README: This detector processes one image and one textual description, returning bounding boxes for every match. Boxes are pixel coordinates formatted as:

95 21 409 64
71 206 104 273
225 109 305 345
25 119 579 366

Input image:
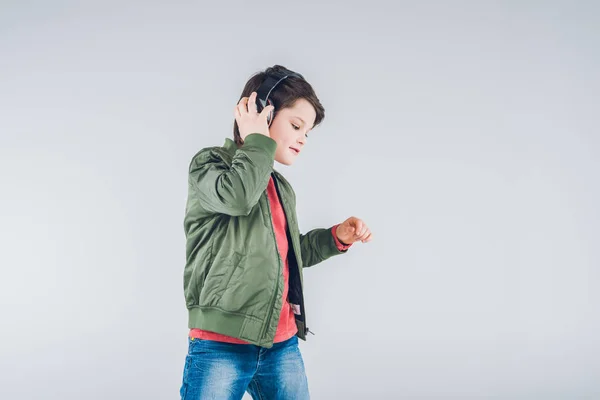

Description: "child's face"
269 98 316 166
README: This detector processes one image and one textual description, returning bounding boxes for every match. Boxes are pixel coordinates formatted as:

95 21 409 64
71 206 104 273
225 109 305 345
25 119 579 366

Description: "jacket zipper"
272 173 312 339
260 185 283 342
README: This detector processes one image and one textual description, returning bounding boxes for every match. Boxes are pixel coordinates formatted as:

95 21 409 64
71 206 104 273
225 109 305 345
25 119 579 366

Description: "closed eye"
292 123 308 138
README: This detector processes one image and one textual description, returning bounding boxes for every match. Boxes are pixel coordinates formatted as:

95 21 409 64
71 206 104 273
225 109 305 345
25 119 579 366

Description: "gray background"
1 0 599 399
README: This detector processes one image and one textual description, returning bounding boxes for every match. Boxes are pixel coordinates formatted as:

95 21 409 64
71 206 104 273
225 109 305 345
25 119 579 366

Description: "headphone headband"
256 70 302 106
255 68 303 124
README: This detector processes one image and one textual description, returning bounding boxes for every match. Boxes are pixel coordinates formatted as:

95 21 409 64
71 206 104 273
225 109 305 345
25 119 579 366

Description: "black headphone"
255 67 303 126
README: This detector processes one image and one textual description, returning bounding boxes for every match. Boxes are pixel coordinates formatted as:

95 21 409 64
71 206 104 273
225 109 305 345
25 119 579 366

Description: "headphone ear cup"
266 99 275 126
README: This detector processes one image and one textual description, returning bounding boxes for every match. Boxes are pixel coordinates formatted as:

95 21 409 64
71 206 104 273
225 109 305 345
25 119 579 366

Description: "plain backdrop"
1 1 599 399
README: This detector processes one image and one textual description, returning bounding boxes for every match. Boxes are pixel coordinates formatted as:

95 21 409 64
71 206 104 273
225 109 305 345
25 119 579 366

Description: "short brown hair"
233 65 325 146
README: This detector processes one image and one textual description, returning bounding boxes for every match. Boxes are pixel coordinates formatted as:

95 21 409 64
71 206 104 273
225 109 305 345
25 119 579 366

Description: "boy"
180 65 372 399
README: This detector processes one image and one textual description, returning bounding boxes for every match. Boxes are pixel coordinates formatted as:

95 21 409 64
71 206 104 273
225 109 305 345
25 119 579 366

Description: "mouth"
290 147 300 155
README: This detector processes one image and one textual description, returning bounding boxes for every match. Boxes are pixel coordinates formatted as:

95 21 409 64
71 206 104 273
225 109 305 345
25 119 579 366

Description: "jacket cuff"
331 224 352 251
242 133 277 158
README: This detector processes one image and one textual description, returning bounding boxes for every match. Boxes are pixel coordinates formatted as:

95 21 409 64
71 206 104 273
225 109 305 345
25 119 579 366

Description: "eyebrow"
292 116 306 125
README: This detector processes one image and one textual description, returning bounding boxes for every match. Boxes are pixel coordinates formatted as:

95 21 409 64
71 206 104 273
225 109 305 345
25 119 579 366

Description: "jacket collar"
223 137 238 156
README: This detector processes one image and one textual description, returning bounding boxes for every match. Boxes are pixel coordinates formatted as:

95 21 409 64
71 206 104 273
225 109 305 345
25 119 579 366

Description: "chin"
275 156 295 166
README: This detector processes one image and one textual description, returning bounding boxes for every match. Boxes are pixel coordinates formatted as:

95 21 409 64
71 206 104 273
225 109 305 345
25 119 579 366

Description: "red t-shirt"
189 176 351 343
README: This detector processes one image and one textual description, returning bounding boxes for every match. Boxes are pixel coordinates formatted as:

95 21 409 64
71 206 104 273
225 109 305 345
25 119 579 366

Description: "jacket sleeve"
299 224 351 268
188 134 277 216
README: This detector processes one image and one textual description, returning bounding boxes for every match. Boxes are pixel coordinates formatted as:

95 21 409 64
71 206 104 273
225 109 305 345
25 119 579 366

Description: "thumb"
259 105 275 119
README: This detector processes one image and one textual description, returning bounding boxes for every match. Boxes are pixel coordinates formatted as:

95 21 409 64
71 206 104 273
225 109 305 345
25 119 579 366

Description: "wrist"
338 237 350 246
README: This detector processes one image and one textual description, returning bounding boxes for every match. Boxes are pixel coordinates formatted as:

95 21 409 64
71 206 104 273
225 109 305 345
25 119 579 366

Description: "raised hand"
234 91 275 142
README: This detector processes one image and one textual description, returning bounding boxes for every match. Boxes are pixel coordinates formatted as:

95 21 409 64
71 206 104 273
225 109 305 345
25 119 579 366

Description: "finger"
358 225 368 237
237 97 249 114
362 232 373 243
353 220 364 236
259 105 274 120
234 105 241 118
248 92 258 113
358 228 370 241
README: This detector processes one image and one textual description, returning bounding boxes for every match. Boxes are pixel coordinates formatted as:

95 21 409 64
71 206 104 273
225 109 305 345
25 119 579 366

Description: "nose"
297 133 306 145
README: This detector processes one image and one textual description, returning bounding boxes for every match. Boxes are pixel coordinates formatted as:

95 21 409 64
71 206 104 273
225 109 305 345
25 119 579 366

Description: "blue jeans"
179 335 310 400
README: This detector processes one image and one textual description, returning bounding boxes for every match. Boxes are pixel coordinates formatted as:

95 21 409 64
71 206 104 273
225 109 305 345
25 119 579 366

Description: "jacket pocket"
215 251 245 307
